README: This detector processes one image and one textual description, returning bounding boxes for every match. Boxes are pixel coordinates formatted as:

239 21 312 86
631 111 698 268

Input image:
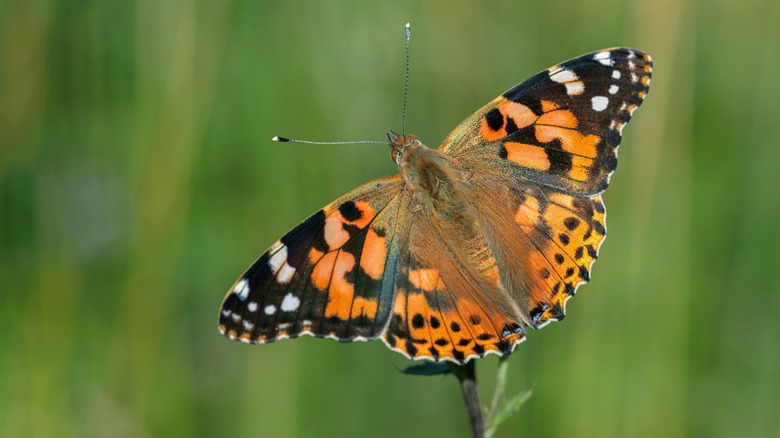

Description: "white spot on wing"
264 304 277 315
549 68 579 82
267 244 297 285
565 82 584 95
609 84 619 94
247 302 258 312
268 245 288 273
243 320 254 331
594 51 614 66
548 68 585 95
612 70 621 79
233 278 250 301
276 264 296 284
280 293 300 312
591 96 609 111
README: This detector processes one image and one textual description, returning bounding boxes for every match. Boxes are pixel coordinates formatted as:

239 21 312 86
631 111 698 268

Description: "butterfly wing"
381 204 527 363
219 175 407 343
468 176 608 328
438 48 651 327
441 47 652 196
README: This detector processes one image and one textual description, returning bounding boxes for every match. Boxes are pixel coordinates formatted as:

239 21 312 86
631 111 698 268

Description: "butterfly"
219 47 652 364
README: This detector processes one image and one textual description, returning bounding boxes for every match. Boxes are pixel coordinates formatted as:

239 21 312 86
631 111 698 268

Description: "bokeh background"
2 0 779 437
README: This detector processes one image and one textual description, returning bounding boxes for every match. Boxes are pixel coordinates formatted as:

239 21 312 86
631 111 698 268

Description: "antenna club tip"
272 136 289 142
405 22 410 28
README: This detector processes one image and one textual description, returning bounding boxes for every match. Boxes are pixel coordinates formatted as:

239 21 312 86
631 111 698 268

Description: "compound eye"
390 148 402 165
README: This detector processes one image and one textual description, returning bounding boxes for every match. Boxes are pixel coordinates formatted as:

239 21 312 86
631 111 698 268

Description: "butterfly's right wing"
219 175 407 344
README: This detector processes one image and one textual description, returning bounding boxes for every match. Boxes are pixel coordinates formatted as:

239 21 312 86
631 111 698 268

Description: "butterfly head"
387 130 425 166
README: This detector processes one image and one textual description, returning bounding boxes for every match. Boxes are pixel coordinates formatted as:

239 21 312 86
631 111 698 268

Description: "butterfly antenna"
274 24 412 147
402 22 411 136
272 136 388 145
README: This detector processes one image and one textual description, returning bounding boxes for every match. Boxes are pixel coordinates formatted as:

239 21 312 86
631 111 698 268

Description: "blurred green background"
2 0 779 437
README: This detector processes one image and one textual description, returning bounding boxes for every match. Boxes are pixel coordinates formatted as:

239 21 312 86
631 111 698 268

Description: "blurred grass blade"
485 386 534 438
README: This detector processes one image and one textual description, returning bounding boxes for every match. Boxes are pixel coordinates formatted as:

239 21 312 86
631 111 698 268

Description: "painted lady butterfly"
219 46 652 364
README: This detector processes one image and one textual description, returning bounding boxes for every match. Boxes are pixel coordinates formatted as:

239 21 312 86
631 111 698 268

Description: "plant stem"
452 361 484 438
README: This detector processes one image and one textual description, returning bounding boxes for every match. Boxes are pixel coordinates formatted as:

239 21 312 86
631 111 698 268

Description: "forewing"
440 47 652 196
219 176 406 343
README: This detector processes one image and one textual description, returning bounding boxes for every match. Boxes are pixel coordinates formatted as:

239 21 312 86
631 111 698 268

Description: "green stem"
484 356 511 437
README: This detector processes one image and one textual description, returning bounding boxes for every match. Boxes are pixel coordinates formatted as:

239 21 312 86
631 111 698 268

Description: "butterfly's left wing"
219 176 406 344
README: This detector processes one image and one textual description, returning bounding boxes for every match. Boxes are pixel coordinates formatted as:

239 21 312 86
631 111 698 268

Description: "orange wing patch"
350 296 378 320
311 251 336 291
534 124 599 158
323 251 357 320
536 105 578 129
498 99 538 128
360 228 387 280
504 142 550 172
480 99 537 142
540 99 560 113
323 200 377 250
